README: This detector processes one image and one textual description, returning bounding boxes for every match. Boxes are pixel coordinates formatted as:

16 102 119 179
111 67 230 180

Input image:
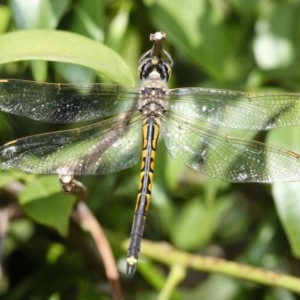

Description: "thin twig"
137 240 300 294
72 202 123 300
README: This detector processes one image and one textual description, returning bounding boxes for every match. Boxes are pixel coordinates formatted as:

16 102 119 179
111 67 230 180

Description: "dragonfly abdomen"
126 116 161 277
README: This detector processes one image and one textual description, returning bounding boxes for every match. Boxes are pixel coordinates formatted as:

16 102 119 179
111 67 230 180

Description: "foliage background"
1 0 300 299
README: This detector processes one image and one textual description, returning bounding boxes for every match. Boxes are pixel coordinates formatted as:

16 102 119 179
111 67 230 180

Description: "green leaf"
10 0 70 29
72 0 105 41
272 181 300 257
0 29 135 86
267 126 300 257
54 62 96 83
253 2 296 70
0 4 11 34
30 60 48 82
20 176 76 236
181 275 240 300
171 196 232 249
0 170 27 188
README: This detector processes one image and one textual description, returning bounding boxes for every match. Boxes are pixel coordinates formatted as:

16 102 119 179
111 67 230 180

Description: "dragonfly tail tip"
126 256 138 278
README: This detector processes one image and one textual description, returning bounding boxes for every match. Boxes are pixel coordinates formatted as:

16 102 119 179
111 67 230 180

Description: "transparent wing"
0 113 142 175
163 112 300 183
0 79 139 123
168 87 300 130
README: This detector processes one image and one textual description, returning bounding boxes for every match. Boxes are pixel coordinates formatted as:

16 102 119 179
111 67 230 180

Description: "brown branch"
72 202 123 300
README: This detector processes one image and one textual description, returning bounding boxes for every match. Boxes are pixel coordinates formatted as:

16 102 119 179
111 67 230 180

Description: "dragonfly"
1 32 300 277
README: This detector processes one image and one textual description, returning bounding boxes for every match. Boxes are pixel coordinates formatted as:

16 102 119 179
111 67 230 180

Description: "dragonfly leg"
59 174 87 202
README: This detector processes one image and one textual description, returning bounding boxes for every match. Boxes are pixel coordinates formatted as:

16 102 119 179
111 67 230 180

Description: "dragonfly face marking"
2 32 300 277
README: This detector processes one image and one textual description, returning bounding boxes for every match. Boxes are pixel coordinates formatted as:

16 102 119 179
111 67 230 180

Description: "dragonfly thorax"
139 71 168 118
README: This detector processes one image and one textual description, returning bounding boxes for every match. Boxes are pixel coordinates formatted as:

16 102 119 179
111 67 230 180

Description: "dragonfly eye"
138 58 171 82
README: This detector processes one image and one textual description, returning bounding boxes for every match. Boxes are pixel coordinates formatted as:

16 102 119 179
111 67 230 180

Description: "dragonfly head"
138 32 173 83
